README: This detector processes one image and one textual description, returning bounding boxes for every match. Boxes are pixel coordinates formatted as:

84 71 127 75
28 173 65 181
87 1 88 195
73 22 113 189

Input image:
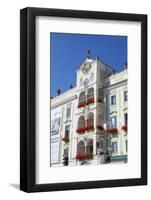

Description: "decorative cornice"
51 95 77 109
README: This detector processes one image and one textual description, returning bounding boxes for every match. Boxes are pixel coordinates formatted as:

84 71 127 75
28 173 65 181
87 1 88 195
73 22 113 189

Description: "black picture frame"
20 7 147 192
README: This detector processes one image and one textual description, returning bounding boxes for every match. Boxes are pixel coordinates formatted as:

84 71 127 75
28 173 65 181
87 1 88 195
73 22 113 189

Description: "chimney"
57 89 61 96
70 84 73 89
124 61 127 70
86 50 90 59
112 70 116 75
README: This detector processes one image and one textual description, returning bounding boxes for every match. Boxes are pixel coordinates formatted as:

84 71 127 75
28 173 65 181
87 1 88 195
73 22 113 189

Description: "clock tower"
75 54 114 160
77 58 96 89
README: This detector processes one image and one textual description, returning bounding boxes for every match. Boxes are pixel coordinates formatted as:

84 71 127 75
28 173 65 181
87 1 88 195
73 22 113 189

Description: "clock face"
80 78 83 86
84 78 89 87
82 62 91 74
82 67 87 74
90 73 94 81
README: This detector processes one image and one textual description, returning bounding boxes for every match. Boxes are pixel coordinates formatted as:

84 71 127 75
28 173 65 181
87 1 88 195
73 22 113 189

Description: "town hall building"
50 52 128 167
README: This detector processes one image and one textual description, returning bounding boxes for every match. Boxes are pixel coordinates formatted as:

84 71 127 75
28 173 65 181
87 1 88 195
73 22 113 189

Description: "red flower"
97 125 104 130
106 128 118 134
78 101 86 108
86 98 94 105
121 125 127 132
76 127 86 134
85 125 94 131
76 153 93 160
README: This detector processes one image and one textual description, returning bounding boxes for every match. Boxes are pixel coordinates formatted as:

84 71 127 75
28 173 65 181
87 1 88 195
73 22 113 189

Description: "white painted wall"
0 0 150 199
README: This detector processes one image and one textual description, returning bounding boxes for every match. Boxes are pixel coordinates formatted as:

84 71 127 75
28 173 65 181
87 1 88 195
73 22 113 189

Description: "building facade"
50 56 128 167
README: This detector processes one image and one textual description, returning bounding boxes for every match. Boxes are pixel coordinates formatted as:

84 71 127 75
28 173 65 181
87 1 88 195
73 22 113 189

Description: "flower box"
77 101 86 108
85 125 94 131
76 153 93 160
86 98 94 105
106 128 118 134
76 127 86 133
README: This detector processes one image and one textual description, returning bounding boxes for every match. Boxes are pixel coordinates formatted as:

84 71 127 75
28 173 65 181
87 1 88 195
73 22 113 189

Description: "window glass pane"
126 140 128 152
66 106 71 118
111 116 117 128
78 116 85 128
87 112 94 126
124 91 128 101
65 125 70 137
111 95 116 105
112 142 117 152
87 87 94 99
124 113 128 125
79 91 86 103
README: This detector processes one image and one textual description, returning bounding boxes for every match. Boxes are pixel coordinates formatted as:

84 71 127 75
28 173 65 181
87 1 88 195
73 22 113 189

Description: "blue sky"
50 33 127 97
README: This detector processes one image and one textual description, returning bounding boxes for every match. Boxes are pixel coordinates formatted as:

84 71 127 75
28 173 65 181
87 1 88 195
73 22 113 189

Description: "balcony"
76 125 94 134
77 98 94 108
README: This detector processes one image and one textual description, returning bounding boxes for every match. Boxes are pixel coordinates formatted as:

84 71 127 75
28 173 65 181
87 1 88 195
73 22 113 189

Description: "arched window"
87 112 94 127
87 87 94 100
86 138 93 159
78 91 86 107
76 140 85 160
78 116 85 129
87 87 94 105
77 140 85 155
77 116 85 133
76 139 93 160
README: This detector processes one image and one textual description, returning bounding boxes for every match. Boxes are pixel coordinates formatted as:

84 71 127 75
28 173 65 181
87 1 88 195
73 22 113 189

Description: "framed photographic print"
20 7 147 192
